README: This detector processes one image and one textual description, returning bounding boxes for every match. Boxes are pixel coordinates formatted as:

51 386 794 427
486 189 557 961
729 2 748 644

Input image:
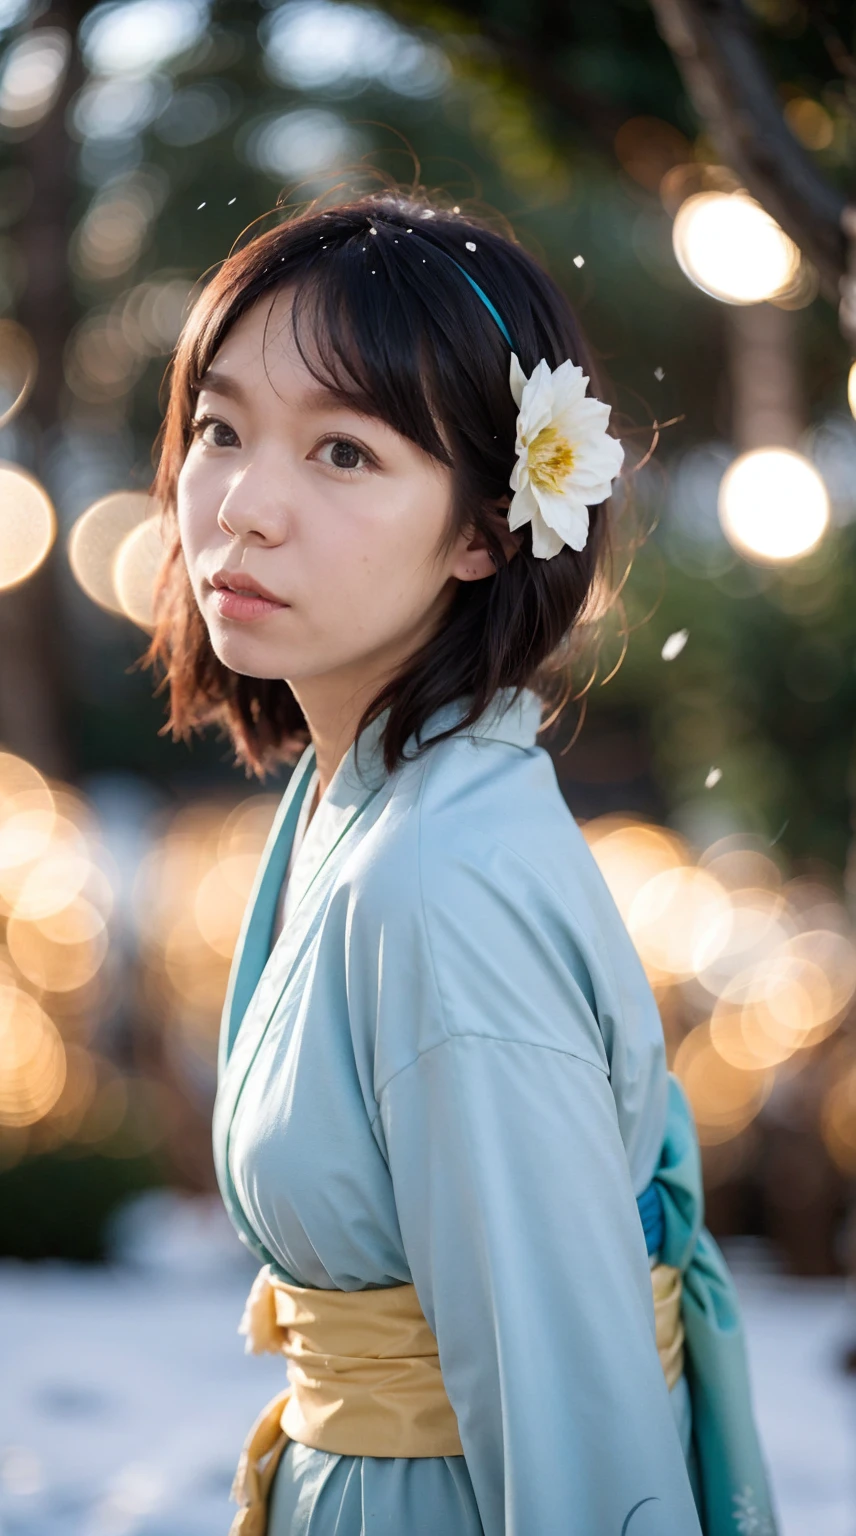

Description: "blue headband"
366 219 516 350
440 254 515 350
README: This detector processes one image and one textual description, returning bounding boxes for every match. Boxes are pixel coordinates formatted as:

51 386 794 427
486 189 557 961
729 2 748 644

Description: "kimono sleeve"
371 841 703 1536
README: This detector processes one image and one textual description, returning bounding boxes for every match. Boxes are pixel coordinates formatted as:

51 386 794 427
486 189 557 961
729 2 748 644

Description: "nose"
217 468 289 545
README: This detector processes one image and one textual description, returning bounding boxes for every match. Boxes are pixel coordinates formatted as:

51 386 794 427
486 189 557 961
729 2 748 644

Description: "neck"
286 668 391 801
285 596 456 799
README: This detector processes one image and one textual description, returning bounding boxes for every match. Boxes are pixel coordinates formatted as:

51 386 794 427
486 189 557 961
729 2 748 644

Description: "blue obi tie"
636 1178 665 1257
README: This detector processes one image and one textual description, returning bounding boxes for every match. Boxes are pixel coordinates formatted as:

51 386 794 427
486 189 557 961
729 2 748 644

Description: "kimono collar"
321 684 546 811
217 686 545 1075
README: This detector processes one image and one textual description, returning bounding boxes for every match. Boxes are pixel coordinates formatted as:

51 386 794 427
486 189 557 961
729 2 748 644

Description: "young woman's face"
177 286 479 693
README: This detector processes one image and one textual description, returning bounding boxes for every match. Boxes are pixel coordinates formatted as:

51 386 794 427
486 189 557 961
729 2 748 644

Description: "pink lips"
213 588 287 621
210 569 288 622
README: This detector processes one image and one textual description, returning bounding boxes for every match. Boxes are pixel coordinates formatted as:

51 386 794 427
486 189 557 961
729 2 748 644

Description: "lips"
208 567 289 623
211 569 285 605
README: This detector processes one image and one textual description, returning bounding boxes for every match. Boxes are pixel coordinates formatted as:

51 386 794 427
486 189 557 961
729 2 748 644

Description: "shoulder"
344 731 660 1086
352 729 643 990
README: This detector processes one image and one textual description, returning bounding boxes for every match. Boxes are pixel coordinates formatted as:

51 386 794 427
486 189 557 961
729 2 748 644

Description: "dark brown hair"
141 185 622 779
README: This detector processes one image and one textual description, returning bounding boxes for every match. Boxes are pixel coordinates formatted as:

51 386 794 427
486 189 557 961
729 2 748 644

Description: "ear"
450 497 524 583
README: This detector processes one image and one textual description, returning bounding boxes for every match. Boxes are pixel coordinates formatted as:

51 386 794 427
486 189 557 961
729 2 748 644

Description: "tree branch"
648 0 848 310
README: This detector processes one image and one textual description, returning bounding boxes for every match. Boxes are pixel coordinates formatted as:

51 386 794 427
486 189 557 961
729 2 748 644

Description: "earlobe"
455 500 523 582
456 545 501 583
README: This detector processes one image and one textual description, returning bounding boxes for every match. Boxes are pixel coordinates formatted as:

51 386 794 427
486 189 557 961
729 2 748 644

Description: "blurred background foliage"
0 0 855 1273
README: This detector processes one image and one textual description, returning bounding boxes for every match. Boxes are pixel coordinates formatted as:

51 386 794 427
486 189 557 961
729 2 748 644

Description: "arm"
368 836 702 1535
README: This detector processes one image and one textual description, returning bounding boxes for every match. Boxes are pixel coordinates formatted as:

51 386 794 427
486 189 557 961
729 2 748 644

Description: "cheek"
176 461 216 559
326 485 447 601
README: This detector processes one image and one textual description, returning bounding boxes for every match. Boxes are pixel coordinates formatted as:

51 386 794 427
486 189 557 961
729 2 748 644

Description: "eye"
189 414 238 449
314 435 375 475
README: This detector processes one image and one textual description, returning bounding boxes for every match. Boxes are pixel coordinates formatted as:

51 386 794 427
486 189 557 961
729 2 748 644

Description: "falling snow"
661 629 689 661
705 766 723 789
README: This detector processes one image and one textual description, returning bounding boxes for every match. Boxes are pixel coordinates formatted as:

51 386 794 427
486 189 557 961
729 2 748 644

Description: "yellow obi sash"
228 1261 685 1536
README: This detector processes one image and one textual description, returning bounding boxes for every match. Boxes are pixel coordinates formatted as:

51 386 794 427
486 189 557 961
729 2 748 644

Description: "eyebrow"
195 368 363 415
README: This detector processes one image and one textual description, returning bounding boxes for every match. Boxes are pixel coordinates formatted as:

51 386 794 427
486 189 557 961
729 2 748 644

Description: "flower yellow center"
526 423 576 493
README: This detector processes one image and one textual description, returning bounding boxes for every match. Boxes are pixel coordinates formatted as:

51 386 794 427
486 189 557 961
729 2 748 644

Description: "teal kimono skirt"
213 686 778 1535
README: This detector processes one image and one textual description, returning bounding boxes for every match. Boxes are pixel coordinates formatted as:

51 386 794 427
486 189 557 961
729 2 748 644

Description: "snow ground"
0 1193 853 1536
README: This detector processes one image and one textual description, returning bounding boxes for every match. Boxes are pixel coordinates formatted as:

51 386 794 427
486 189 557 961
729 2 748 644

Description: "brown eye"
315 435 375 475
329 439 362 470
190 415 237 448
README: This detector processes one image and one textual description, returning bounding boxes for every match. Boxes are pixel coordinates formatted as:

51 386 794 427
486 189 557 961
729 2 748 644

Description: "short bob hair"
142 185 622 779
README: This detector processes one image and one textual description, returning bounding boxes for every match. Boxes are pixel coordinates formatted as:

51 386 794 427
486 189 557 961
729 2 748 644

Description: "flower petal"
548 358 589 416
518 359 554 440
509 451 530 493
509 353 528 409
531 485 591 551
530 504 567 559
506 479 540 533
560 442 624 498
552 396 611 441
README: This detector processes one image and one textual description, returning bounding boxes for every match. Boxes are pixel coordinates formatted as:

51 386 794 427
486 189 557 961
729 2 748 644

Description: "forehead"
197 290 322 403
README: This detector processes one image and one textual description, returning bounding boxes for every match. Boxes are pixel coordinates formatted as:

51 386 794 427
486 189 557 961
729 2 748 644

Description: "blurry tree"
0 0 855 1266
0 0 854 870
647 0 852 337
0 0 93 775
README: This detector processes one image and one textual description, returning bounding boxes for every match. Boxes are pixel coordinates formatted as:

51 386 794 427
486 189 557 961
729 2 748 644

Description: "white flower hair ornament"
506 353 625 560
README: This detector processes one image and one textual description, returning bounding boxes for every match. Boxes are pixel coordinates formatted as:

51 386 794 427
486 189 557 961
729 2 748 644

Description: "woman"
144 189 777 1535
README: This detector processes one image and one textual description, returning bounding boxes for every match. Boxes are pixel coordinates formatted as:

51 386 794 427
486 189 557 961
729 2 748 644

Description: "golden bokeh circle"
0 461 56 591
0 987 66 1127
68 491 156 615
673 1022 772 1144
113 515 166 630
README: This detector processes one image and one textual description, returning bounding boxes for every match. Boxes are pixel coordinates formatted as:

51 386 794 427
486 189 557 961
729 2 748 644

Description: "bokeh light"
718 449 830 563
134 794 278 1073
0 462 56 590
783 97 834 151
613 116 690 193
69 171 168 285
0 752 129 1165
672 191 802 305
79 0 210 77
113 514 167 629
582 815 689 927
69 491 155 615
0 987 66 1127
584 812 856 1147
0 318 37 429
6 898 109 994
260 0 449 98
0 27 70 131
673 1022 773 1144
628 866 731 982
821 1063 856 1175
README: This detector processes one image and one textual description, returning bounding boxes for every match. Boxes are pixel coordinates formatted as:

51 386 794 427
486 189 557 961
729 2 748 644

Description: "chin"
208 627 295 681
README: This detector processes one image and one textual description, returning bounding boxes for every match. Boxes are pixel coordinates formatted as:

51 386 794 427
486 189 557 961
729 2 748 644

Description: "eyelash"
188 415 376 476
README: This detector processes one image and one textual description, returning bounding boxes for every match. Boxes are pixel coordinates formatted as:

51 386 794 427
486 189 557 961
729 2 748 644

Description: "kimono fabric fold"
213 685 779 1536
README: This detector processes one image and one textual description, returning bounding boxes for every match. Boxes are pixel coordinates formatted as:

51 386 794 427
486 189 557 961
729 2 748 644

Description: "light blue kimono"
213 686 778 1536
